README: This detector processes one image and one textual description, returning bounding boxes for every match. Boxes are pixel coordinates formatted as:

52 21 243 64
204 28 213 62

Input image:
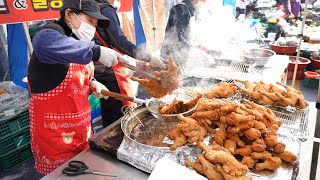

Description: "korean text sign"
0 0 63 24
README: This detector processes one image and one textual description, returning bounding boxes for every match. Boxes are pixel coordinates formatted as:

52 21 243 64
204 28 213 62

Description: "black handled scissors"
62 160 117 177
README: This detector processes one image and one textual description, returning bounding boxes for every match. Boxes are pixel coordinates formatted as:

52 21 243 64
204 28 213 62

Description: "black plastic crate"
0 109 29 137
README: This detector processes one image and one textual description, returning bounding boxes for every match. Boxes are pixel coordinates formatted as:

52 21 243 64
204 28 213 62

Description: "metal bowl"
243 48 275 67
146 92 198 122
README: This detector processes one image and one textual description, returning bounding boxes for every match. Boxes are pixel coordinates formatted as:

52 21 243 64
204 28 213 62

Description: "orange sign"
0 0 62 24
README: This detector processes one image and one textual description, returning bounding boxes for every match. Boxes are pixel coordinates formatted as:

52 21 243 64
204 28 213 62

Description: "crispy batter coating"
198 142 249 177
276 151 297 164
130 59 179 98
197 154 224 180
255 156 282 171
242 156 258 169
252 139 267 152
273 142 286 154
251 151 272 160
204 82 238 98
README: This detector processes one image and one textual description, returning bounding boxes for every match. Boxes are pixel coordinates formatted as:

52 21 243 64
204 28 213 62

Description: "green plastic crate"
0 143 32 171
0 109 29 137
0 128 30 155
303 77 319 89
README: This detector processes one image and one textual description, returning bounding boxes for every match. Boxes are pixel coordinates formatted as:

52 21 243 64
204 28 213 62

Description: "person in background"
94 0 164 127
290 0 301 20
161 0 206 68
27 0 122 174
276 0 296 23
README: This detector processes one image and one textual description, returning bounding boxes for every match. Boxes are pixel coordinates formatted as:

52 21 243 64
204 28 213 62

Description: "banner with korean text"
0 0 62 24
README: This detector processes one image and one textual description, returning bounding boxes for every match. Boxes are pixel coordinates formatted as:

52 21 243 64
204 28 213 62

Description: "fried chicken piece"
176 114 207 144
211 143 232 154
273 142 286 154
168 128 187 151
214 122 227 145
204 82 238 98
195 98 225 112
130 59 179 98
197 154 224 180
239 87 274 105
276 151 297 164
235 145 252 156
224 112 255 126
191 110 222 121
258 90 281 101
158 94 202 114
264 133 278 147
227 134 246 148
198 142 249 176
277 82 308 109
227 121 254 134
242 156 258 169
255 156 282 171
253 121 268 134
224 139 237 154
215 165 251 180
252 139 267 152
244 128 261 141
197 118 216 134
251 151 272 160
184 158 205 175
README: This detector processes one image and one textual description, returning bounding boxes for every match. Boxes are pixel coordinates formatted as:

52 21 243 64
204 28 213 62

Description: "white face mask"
71 13 96 41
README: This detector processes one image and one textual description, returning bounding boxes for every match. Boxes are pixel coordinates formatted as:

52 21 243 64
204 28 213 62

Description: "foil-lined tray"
116 107 301 179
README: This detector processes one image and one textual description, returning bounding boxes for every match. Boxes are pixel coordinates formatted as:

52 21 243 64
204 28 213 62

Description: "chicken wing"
204 82 238 98
197 154 224 180
251 151 272 160
130 59 179 98
244 128 261 141
215 165 251 180
276 151 297 164
273 142 286 154
255 156 282 171
235 145 253 156
224 139 237 154
197 142 249 176
252 139 267 152
242 156 257 169
184 158 205 175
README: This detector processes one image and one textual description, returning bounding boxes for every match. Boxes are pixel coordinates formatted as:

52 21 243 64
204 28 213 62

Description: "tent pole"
291 0 308 87
151 0 157 51
22 22 33 63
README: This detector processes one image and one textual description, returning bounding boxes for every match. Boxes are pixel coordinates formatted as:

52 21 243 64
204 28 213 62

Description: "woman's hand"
90 80 109 99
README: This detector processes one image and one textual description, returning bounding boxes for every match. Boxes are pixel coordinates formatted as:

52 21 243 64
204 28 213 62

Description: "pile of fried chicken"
184 82 238 99
238 80 308 109
130 59 180 98
163 96 297 180
158 95 202 115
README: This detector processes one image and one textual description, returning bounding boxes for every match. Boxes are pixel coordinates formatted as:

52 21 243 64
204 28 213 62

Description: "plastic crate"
0 82 29 119
0 109 29 137
0 143 32 171
303 77 319 89
0 128 30 155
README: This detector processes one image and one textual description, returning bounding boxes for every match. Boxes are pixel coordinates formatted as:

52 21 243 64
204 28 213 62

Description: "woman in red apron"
27 0 120 174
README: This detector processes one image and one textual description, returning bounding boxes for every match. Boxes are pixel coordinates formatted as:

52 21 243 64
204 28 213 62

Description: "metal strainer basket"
145 92 198 122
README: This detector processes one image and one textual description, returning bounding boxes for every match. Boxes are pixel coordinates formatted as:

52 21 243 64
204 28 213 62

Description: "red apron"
95 32 133 106
29 62 94 174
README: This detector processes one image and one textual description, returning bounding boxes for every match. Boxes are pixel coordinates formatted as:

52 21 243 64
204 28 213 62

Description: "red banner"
118 0 132 12
0 0 62 24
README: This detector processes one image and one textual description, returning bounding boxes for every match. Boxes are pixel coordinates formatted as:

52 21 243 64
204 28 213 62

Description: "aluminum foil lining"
117 107 301 179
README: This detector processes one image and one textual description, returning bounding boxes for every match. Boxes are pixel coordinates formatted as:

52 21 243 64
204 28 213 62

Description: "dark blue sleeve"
101 7 136 54
32 29 100 64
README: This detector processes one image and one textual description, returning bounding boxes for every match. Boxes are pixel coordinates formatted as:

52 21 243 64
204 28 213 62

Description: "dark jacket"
161 0 195 63
28 20 100 93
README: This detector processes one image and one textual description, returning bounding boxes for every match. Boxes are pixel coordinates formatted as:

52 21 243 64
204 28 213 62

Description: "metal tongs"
117 55 158 79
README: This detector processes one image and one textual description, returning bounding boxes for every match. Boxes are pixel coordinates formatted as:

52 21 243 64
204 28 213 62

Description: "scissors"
62 160 117 177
